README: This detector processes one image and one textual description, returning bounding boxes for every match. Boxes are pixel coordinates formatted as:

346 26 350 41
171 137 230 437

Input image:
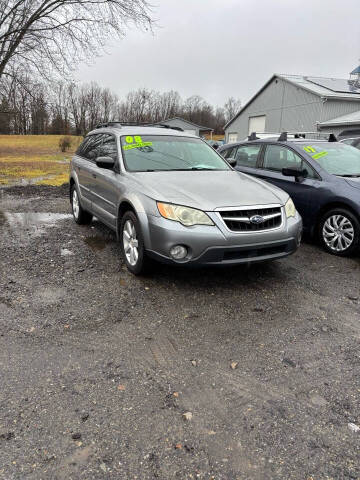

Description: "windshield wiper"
190 167 216 170
338 174 360 177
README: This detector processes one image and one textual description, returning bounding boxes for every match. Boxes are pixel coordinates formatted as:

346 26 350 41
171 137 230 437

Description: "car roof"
221 138 337 148
87 125 198 138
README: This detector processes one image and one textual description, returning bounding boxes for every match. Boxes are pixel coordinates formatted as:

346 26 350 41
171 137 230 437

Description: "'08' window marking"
123 135 153 150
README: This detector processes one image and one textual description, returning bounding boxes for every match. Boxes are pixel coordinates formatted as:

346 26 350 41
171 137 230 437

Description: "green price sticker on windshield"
123 141 153 150
304 146 316 153
313 151 328 159
304 145 328 159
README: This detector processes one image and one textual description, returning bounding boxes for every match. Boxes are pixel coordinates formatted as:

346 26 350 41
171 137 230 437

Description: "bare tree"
223 97 241 124
0 0 153 81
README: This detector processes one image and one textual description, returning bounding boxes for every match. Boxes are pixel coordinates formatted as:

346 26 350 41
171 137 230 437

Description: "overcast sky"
76 0 360 108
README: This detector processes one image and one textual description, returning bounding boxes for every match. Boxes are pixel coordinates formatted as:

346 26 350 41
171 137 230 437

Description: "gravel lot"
0 185 359 480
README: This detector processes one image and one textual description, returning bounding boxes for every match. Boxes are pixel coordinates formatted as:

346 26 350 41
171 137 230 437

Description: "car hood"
129 170 287 211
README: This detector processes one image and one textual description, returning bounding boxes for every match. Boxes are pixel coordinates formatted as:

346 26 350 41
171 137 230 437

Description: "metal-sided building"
156 117 213 137
224 67 360 142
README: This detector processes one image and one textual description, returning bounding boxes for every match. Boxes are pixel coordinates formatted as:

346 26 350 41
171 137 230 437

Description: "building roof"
351 66 360 75
224 73 360 130
318 110 360 127
281 74 360 99
158 117 213 131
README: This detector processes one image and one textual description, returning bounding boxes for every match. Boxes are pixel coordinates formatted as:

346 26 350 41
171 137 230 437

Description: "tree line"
0 77 241 135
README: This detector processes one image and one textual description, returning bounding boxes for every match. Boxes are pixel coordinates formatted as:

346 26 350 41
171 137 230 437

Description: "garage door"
228 133 238 143
184 129 197 136
248 115 266 135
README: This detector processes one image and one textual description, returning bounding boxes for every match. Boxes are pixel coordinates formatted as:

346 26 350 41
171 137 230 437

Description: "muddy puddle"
83 235 113 251
0 211 72 237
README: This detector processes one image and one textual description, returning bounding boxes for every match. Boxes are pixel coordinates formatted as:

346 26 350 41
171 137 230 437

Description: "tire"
120 211 151 275
71 183 93 225
318 208 360 256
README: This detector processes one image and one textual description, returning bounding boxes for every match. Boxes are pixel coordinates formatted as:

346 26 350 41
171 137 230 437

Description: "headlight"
285 197 296 218
157 202 214 226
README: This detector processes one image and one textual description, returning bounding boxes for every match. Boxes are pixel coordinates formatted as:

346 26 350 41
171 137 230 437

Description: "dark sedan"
219 135 360 256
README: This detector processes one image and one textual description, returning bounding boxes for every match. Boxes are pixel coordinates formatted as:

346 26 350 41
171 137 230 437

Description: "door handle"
92 173 97 178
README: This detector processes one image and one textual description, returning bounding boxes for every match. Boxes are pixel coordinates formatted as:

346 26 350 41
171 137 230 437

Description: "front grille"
220 206 282 232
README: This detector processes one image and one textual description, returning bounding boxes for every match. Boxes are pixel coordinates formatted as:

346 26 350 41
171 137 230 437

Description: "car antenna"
248 132 259 140
278 132 288 141
328 133 337 142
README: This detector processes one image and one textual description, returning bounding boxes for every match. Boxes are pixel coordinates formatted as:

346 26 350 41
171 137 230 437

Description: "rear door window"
233 144 261 168
99 134 118 161
83 134 104 161
220 146 236 159
76 137 91 157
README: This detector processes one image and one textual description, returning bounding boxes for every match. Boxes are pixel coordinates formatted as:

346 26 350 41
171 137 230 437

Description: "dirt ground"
0 185 359 480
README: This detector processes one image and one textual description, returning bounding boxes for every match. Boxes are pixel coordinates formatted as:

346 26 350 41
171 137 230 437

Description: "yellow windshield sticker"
312 151 328 160
304 145 328 160
123 141 153 151
123 135 152 150
304 146 316 153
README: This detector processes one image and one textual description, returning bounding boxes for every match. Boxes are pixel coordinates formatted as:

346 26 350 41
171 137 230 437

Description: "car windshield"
120 135 231 172
302 142 360 176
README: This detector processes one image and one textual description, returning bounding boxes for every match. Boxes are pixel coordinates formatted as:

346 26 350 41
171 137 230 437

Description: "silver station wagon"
70 123 302 274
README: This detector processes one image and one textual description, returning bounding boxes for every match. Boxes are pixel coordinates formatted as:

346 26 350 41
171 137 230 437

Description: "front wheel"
319 208 360 256
120 211 151 275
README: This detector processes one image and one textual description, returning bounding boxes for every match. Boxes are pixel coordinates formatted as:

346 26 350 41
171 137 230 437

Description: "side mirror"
96 156 115 169
282 167 308 179
227 157 237 167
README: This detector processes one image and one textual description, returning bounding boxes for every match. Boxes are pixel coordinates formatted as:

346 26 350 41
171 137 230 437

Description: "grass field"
0 133 226 186
0 135 82 186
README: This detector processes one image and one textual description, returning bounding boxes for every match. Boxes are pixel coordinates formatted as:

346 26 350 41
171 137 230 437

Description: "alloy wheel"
72 189 80 219
123 219 139 266
322 214 354 252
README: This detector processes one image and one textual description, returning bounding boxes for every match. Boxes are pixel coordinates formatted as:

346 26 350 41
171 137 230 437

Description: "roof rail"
95 121 183 132
286 131 335 138
154 123 184 131
277 131 338 140
248 132 260 140
278 132 288 141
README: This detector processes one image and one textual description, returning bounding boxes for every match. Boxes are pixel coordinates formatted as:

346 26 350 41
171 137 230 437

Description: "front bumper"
140 209 302 266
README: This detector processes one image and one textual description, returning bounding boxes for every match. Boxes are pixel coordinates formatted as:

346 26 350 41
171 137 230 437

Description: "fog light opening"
170 245 188 260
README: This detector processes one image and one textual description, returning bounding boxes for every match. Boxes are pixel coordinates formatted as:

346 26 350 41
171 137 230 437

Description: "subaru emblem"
250 215 265 224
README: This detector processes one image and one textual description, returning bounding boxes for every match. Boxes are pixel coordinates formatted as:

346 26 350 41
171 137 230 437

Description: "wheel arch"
116 199 146 241
315 201 360 236
116 195 153 247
